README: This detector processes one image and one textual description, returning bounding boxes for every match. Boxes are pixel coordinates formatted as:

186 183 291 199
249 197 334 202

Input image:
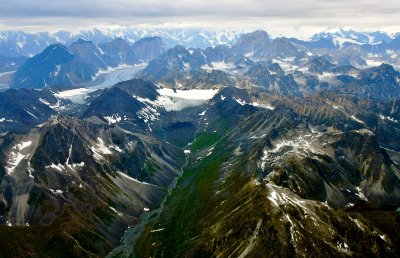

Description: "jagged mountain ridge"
0 28 396 58
5 28 400 91
0 114 184 256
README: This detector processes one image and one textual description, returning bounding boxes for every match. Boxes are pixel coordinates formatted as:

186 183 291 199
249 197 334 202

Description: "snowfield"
151 88 219 111
201 61 237 74
54 88 96 104
157 88 218 100
54 64 147 104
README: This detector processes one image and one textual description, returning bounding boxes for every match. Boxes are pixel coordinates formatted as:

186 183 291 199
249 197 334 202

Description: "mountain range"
0 28 400 257
11 37 166 88
0 28 398 56
0 28 399 90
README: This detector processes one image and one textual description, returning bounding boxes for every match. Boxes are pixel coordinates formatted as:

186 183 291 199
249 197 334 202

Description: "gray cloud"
0 0 399 36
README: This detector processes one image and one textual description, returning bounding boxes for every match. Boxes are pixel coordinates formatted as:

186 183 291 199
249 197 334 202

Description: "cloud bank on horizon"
0 0 399 37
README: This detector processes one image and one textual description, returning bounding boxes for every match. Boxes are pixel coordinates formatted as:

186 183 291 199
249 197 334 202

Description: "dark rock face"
11 41 111 89
0 88 59 133
131 36 166 63
232 30 271 57
114 78 159 101
12 44 75 88
0 55 27 73
244 63 302 96
187 69 236 88
68 39 114 70
99 37 166 65
336 64 400 101
140 45 203 84
307 56 336 74
80 87 145 124
99 38 136 65
80 79 162 132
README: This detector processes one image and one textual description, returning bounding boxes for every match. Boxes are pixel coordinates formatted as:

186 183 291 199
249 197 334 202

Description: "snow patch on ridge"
91 137 113 162
6 141 33 174
39 98 63 111
233 97 275 110
260 134 322 170
104 114 122 124
0 118 14 123
117 171 156 186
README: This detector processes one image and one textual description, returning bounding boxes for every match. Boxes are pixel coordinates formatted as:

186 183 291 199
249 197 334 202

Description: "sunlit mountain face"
1 5 400 257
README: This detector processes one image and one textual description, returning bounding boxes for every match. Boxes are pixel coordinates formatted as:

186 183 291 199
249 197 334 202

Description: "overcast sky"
0 0 399 37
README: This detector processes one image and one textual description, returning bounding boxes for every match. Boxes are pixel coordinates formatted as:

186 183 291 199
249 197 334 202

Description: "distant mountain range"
0 30 397 90
0 28 240 58
0 28 399 58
